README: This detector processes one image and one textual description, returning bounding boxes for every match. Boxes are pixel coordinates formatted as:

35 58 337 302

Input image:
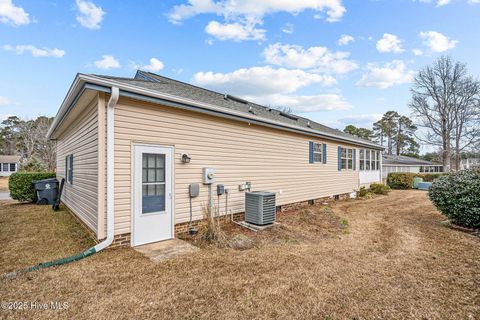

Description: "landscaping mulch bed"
179 203 347 249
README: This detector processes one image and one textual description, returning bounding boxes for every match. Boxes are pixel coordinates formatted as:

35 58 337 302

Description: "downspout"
94 86 119 251
2 87 119 279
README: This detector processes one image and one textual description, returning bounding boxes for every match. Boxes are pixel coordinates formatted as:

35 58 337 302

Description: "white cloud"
192 66 350 112
249 93 352 112
376 33 404 53
169 0 345 41
0 0 30 26
3 44 65 58
281 23 294 34
76 0 105 29
193 66 336 96
416 0 479 5
338 113 382 124
356 60 415 89
0 96 11 106
140 58 164 72
205 20 265 41
263 43 358 74
94 55 120 69
412 48 423 56
419 31 457 52
169 0 346 23
415 0 451 6
338 34 354 46
437 0 452 5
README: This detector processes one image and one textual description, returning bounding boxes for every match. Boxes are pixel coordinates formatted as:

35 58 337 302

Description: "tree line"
0 116 56 171
343 56 479 172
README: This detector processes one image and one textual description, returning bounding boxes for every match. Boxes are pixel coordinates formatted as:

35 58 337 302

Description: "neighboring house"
460 158 480 170
47 71 383 247
0 155 20 177
382 154 443 180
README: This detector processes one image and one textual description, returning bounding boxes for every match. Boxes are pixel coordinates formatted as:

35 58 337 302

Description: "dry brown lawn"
1 190 479 320
0 202 95 273
0 177 9 191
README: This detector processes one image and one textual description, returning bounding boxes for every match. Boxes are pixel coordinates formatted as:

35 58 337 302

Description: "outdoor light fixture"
181 153 191 163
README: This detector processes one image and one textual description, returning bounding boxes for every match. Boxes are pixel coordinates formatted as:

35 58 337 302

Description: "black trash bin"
32 178 59 205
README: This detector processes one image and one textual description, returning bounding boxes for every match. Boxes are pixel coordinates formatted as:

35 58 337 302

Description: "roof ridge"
136 71 297 112
95 71 379 148
136 71 349 135
92 74 156 83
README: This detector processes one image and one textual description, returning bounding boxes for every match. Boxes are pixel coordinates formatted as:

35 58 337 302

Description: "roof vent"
279 111 298 121
248 106 255 114
307 121 311 128
225 94 248 104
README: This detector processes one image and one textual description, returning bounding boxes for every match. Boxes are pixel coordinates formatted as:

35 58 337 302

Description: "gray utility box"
245 191 276 225
32 178 59 205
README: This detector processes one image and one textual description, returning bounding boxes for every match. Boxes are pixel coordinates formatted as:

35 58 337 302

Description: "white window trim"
66 154 73 184
360 149 380 171
313 142 323 163
341 147 354 170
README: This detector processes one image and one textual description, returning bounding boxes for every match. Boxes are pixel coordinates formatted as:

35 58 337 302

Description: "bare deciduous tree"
0 116 56 171
451 77 480 170
34 116 56 171
409 56 480 172
16 120 37 160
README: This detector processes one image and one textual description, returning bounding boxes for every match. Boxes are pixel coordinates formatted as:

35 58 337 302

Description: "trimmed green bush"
358 186 369 197
370 183 391 195
387 172 448 189
420 173 447 182
358 186 374 199
428 169 480 229
9 172 56 203
387 172 416 189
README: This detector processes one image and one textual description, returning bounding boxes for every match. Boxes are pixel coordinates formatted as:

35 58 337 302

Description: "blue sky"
1 0 479 145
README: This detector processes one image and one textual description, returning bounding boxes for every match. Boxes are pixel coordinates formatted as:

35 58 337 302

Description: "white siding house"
48 71 383 247
0 155 20 177
382 154 443 180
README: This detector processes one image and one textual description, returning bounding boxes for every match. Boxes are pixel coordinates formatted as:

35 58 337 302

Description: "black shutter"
353 149 356 170
338 146 342 171
69 154 73 184
323 144 327 164
309 141 314 163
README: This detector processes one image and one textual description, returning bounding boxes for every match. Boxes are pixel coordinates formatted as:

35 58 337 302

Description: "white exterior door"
132 145 173 246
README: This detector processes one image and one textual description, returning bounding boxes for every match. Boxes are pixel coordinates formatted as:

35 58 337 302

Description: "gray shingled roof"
382 154 442 166
93 70 381 148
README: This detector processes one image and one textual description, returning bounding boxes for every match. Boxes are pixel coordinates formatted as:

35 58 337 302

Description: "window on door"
142 153 166 214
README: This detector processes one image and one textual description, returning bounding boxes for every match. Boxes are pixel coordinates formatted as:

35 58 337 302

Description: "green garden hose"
3 247 97 280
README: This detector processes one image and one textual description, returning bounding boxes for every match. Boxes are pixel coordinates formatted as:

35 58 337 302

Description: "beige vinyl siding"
56 97 99 235
113 97 360 235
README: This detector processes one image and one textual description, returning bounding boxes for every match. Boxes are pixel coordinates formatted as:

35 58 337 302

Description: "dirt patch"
1 191 479 320
180 204 346 249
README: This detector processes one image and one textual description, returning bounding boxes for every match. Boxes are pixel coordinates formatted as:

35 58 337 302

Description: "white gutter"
48 73 383 149
94 86 119 251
